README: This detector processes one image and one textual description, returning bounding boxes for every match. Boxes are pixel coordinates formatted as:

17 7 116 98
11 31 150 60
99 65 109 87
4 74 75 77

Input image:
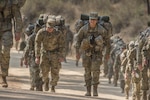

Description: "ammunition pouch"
81 39 91 51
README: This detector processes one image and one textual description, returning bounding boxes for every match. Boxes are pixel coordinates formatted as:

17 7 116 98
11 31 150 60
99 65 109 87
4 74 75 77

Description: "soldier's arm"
58 31 66 58
23 38 31 59
12 5 23 33
137 38 146 65
75 27 84 54
103 28 111 59
35 29 44 57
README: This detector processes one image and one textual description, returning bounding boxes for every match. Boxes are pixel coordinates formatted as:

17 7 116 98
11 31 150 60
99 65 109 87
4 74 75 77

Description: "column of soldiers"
22 14 75 92
0 0 149 98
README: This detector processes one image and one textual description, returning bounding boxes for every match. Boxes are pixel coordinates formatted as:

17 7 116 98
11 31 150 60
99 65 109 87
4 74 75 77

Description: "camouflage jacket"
76 23 111 55
35 28 65 58
23 33 36 60
0 0 23 33
137 27 150 65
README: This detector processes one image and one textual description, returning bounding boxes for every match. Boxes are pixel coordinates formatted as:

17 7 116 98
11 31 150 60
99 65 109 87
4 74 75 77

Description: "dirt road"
0 48 132 100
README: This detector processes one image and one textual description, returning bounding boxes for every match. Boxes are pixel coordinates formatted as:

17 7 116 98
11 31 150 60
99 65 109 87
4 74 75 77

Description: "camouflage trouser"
40 52 61 86
0 31 13 76
125 73 131 97
82 52 102 86
119 71 125 90
107 60 113 79
113 55 120 85
28 57 41 88
103 58 108 75
132 81 141 100
140 66 149 100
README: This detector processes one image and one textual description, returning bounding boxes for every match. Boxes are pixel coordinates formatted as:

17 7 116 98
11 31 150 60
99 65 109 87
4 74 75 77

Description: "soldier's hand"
23 59 28 66
144 58 147 65
59 57 64 62
76 53 80 60
124 73 128 80
105 54 110 61
15 33 21 41
35 57 40 64
138 64 143 71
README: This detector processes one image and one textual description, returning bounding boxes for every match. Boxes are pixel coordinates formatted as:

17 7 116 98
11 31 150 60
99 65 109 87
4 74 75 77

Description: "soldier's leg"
141 67 149 100
33 63 43 91
40 54 50 91
92 55 101 96
1 31 13 87
83 55 92 96
108 63 113 84
103 58 108 77
50 58 61 93
29 65 35 90
125 76 131 99
113 67 119 87
120 80 125 93
135 83 141 100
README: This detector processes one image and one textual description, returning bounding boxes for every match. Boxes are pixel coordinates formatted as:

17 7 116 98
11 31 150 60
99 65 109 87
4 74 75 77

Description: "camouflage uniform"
64 25 73 62
124 41 138 99
35 18 65 92
100 18 113 77
23 33 42 91
137 27 150 100
23 16 45 90
120 49 127 93
108 36 126 86
76 12 111 96
0 0 23 87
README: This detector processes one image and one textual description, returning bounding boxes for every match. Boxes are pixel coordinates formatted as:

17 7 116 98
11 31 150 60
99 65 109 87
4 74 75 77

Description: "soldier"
35 17 65 92
100 16 113 77
0 0 25 87
75 12 111 96
120 47 127 93
123 41 137 99
23 15 46 91
137 22 150 100
64 24 73 62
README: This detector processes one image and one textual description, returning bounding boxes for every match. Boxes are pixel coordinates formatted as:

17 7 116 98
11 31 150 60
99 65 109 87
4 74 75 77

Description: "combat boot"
85 86 91 96
125 91 129 99
141 90 147 100
93 85 98 96
108 78 111 84
51 86 55 92
36 78 43 91
1 76 8 88
44 78 49 91
121 88 124 93
30 86 34 91
120 80 125 93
